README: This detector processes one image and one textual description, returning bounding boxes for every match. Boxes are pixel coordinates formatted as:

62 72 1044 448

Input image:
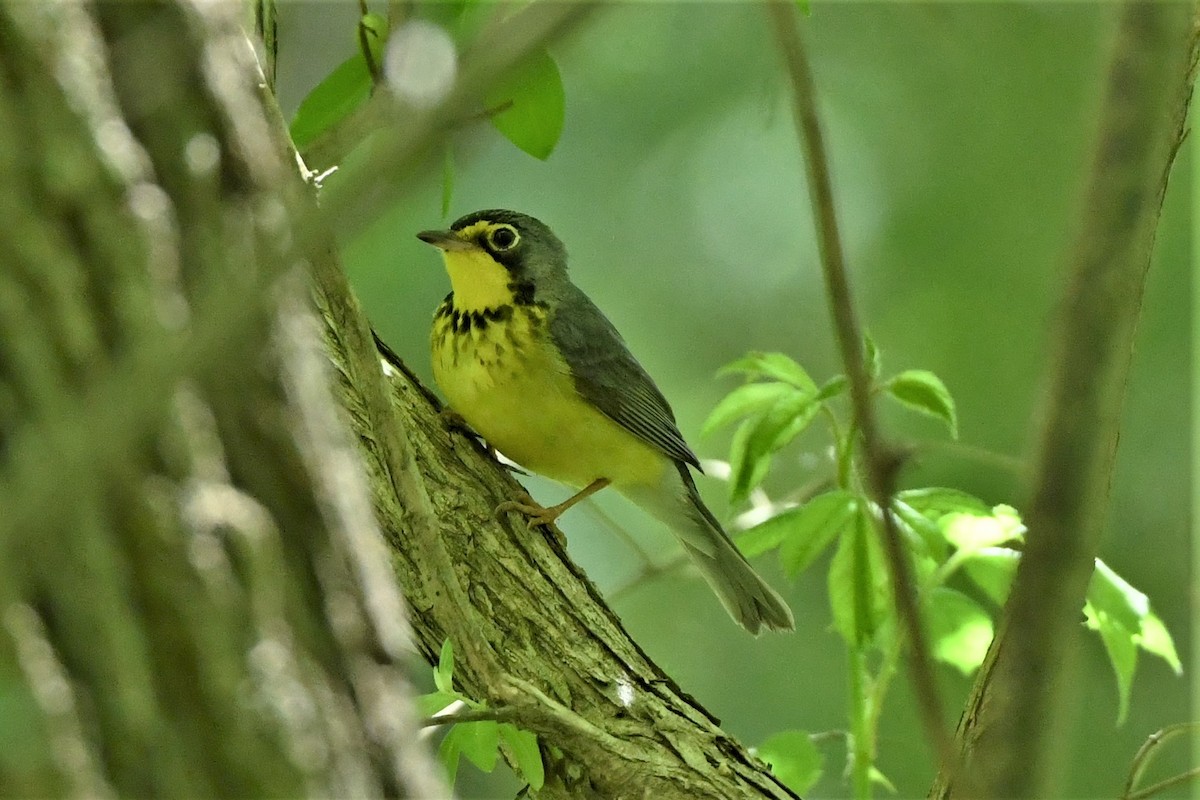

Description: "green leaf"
1135 613 1182 674
891 499 948 562
486 49 564 160
358 12 388 71
434 639 454 693
926 587 994 675
458 720 500 772
864 332 881 381
290 54 372 149
816 374 848 401
776 491 857 576
1087 558 1149 634
828 509 889 645
886 369 958 437
499 724 544 790
1085 602 1137 725
756 730 823 795
870 766 898 793
702 381 794 437
895 487 992 518
941 506 1024 554
438 722 463 786
961 547 1021 605
441 146 455 218
417 690 459 717
718 352 818 393
729 391 820 505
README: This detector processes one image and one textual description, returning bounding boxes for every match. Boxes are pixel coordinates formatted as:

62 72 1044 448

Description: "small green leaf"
486 49 564 160
864 333 881 380
439 722 463 785
775 491 857 576
499 724 544 790
886 369 958 437
828 509 889 645
359 12 389 72
702 381 794 437
417 690 460 717
726 419 766 506
870 766 898 793
729 391 820 505
891 499 948 562
1085 603 1137 724
458 720 500 772
895 487 992 518
718 352 818 393
1087 559 1149 634
756 730 823 795
816 373 848 401
290 54 372 149
1135 613 1182 674
434 639 454 693
941 506 1024 554
441 146 455 218
961 547 1021 605
926 588 994 675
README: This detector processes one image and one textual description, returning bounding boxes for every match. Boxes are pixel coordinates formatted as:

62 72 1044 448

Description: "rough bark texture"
0 2 442 797
931 4 1199 798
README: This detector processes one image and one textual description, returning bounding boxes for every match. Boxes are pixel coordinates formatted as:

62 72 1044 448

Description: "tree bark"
0 2 442 797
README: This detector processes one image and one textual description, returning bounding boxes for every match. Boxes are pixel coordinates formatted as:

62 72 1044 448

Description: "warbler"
411 209 793 634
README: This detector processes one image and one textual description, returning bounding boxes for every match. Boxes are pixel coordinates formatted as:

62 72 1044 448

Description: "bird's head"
417 209 568 312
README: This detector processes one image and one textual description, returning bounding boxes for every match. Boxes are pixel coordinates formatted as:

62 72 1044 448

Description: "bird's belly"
432 319 667 489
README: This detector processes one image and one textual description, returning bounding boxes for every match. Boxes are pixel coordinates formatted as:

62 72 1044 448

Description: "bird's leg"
496 478 611 528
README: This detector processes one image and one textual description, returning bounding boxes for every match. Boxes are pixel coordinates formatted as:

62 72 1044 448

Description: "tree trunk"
0 2 442 796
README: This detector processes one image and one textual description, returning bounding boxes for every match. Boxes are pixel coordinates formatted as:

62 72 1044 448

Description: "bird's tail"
623 464 794 635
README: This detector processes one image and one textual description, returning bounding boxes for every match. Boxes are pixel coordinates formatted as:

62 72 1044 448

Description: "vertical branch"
253 0 277 93
946 4 1199 797
766 0 957 784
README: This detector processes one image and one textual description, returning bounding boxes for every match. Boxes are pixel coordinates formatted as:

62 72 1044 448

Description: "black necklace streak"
436 281 544 334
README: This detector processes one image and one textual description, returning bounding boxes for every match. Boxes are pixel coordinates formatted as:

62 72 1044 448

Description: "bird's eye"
488 225 519 251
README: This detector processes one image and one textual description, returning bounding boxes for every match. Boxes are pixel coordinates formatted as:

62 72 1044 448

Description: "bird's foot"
496 492 568 547
494 478 612 530
495 493 562 527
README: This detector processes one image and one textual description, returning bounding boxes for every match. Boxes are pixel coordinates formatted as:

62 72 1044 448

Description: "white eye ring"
488 225 519 251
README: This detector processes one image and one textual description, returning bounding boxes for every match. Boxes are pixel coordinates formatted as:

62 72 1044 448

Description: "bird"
409 209 793 634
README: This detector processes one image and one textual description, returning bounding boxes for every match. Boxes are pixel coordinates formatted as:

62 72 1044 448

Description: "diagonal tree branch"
933 4 1199 797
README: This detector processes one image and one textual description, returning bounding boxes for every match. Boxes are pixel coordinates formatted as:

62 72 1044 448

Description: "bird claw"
494 495 560 528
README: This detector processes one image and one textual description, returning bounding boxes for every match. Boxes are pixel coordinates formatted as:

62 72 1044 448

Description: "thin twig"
421 706 526 728
766 0 957 786
1125 767 1200 800
1122 723 1200 798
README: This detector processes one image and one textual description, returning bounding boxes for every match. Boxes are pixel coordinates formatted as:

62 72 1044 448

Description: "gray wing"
548 284 701 470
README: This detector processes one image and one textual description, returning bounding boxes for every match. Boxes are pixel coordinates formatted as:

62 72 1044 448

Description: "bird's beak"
417 229 476 252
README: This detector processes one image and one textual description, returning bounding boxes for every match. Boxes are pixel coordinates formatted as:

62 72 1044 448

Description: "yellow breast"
431 302 668 490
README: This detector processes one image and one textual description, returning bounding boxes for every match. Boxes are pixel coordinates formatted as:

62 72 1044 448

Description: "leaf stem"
847 645 873 800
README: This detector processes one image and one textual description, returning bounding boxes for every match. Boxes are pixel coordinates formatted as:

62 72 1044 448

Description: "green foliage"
419 639 544 792
289 7 566 211
884 369 958 438
290 53 372 149
485 49 566 160
707 342 1180 798
756 730 823 795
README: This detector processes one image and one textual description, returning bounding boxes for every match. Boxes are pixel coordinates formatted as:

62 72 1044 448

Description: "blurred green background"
279 3 1190 797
